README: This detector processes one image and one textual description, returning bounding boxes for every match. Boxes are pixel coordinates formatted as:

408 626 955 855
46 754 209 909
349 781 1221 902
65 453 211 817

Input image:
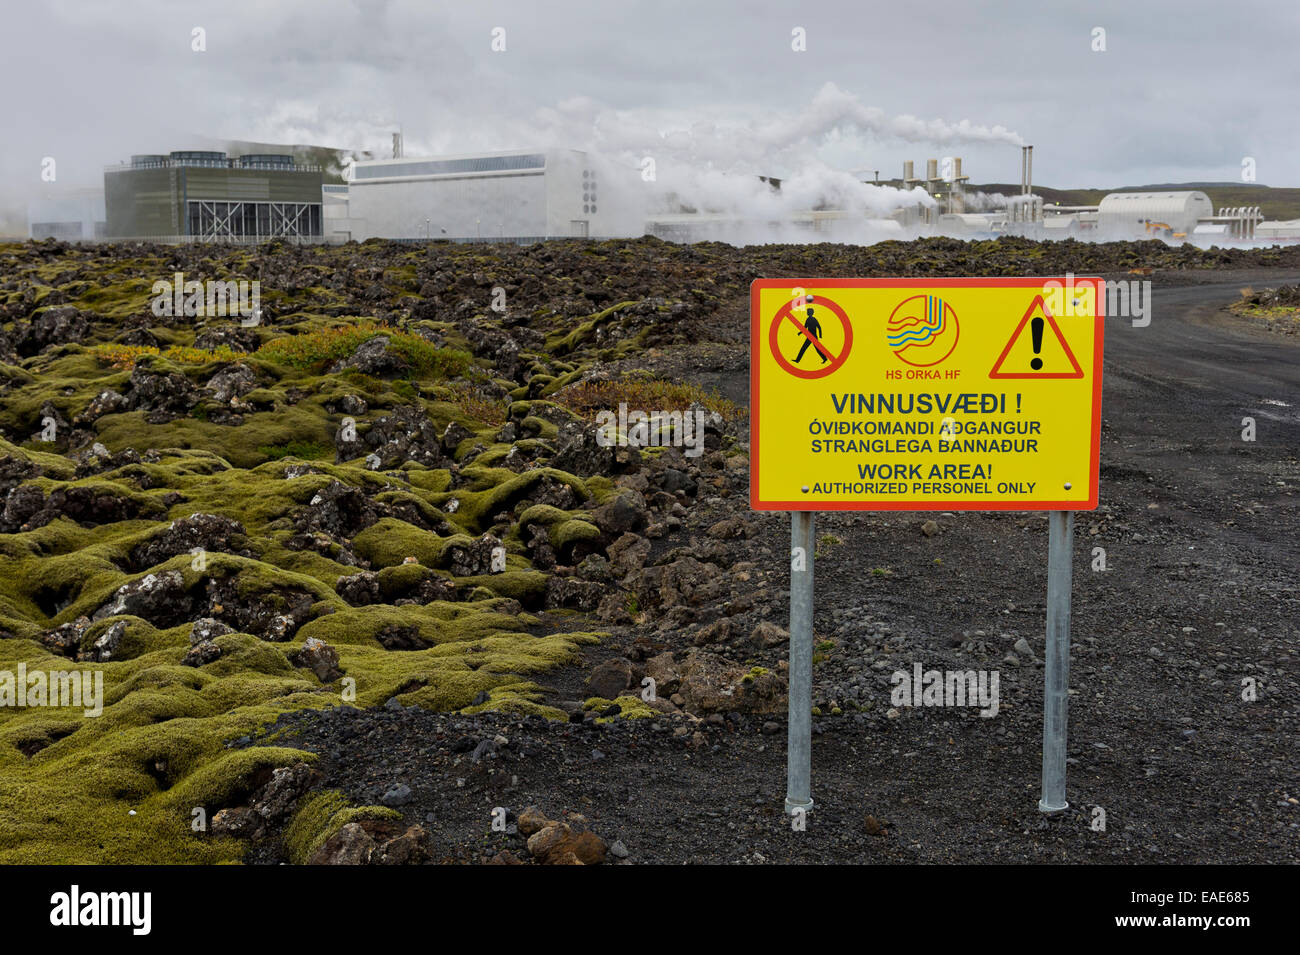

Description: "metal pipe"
786 510 815 815
1039 509 1074 812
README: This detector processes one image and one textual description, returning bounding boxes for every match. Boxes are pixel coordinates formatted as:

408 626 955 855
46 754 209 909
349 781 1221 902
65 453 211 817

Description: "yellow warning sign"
750 278 1105 511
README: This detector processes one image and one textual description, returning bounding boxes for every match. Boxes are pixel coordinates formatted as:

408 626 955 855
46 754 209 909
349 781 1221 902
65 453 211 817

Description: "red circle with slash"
768 295 853 379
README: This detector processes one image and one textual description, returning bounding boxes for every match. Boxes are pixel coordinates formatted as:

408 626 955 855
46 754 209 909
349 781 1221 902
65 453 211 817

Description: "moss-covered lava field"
1 236 1296 864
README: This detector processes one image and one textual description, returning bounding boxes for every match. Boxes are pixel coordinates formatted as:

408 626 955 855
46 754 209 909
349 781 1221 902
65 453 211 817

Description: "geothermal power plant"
22 142 1299 245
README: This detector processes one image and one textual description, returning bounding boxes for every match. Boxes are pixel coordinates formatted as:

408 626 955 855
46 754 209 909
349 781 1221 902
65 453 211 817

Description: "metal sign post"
785 511 815 815
1039 510 1074 812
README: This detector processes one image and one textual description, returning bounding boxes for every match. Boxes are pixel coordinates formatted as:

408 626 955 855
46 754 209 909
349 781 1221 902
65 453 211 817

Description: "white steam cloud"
506 82 1021 245
523 82 1023 165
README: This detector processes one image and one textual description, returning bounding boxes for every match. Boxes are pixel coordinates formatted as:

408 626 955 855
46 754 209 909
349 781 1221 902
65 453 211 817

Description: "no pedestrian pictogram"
767 294 853 379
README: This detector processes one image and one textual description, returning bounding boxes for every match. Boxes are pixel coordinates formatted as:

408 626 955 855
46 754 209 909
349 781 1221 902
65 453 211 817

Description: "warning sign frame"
988 295 1085 379
750 277 1105 513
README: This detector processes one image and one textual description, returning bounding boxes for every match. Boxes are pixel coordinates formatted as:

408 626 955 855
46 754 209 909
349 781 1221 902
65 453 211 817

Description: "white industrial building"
345 148 641 241
1256 218 1300 241
1096 191 1213 239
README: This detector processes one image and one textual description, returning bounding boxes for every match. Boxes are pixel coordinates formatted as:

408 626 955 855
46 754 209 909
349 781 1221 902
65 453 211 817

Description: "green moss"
352 518 447 568
104 404 339 469
453 570 549 604
0 626 326 862
551 518 601 551
71 277 156 317
0 244 678 864
443 467 589 533
516 504 575 527
257 440 331 461
283 790 401 864
582 694 657 722
0 436 76 480
546 301 638 354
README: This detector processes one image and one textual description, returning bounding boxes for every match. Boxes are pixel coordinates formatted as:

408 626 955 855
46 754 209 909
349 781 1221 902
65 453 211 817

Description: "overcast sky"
3 0 1297 216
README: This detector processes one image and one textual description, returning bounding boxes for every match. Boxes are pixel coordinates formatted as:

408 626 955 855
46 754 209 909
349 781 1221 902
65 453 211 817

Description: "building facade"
346 148 640 240
104 151 323 239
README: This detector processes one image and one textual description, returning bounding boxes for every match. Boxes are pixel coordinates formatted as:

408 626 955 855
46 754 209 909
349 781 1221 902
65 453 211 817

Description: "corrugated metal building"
104 151 323 239
346 148 641 240
1096 191 1213 238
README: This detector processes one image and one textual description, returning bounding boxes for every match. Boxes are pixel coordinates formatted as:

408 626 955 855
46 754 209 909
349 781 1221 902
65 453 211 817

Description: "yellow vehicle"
1140 219 1187 239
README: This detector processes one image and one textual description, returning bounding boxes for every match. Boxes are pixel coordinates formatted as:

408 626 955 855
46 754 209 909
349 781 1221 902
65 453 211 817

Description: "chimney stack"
1020 145 1034 195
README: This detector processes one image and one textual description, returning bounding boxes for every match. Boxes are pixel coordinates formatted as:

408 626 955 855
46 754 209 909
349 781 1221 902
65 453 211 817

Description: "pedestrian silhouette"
793 298 829 363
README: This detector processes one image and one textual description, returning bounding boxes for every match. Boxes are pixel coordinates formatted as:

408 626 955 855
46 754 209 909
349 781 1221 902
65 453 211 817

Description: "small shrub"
445 382 507 426
553 375 740 421
255 322 471 379
95 343 241 369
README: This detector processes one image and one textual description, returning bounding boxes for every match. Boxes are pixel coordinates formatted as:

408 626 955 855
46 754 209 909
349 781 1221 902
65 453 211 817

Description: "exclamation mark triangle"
989 295 1084 379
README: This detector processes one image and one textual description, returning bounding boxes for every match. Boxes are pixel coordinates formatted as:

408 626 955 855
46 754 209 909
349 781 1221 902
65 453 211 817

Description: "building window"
353 153 546 180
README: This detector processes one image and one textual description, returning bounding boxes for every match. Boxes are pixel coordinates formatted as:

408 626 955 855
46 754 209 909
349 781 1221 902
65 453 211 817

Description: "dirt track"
268 272 1300 864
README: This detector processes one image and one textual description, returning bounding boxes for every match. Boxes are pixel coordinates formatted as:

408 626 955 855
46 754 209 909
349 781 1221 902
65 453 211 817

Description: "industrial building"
346 148 641 241
1042 192 1265 240
1096 191 1213 238
104 150 323 240
1256 218 1300 241
876 149 1273 242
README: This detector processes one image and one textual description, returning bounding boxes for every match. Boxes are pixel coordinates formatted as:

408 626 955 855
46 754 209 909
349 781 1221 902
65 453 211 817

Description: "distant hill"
970 182 1300 221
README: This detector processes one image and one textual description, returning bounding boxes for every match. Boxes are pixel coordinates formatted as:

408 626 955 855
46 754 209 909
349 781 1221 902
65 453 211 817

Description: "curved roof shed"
1097 191 1212 237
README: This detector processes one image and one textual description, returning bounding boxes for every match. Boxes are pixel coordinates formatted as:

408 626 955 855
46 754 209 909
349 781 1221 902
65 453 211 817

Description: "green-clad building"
104 151 323 239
